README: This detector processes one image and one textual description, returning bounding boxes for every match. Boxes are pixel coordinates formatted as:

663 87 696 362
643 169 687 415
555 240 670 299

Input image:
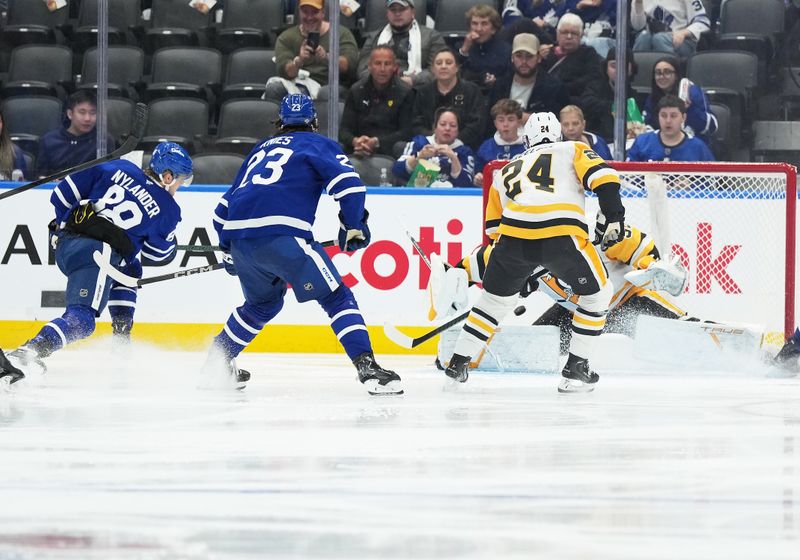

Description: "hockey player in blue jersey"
0 142 192 386
202 93 403 395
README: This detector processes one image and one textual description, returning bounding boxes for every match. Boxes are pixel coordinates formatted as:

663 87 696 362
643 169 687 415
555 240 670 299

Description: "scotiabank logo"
672 222 741 294
327 219 469 290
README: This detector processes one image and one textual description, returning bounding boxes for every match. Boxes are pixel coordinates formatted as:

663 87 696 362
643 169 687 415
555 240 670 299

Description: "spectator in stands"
264 0 359 100
36 91 115 179
559 104 613 160
500 0 558 45
578 46 641 142
340 46 415 157
562 0 617 58
393 107 476 187
487 33 569 129
0 107 29 181
411 48 485 149
357 0 446 88
473 99 526 187
540 13 604 105
630 0 711 57
642 56 717 143
456 4 512 94
627 95 715 162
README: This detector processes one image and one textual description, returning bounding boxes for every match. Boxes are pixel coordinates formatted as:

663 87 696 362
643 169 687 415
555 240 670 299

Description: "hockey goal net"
482 160 797 341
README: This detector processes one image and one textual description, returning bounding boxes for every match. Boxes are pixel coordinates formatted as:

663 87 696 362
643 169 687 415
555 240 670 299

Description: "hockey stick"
383 310 469 349
0 103 149 202
92 240 337 288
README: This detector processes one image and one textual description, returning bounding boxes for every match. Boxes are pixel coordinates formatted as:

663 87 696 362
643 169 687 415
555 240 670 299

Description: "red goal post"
482 160 797 340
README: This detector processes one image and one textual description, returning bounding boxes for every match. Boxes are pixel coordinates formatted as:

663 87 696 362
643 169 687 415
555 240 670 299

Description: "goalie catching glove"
338 209 371 251
624 255 688 297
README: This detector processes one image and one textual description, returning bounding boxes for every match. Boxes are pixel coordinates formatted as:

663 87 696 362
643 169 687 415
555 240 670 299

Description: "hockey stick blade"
383 310 470 349
0 103 149 202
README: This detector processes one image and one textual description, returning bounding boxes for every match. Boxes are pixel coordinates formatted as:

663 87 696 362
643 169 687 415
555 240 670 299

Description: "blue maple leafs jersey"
214 132 367 245
50 159 181 263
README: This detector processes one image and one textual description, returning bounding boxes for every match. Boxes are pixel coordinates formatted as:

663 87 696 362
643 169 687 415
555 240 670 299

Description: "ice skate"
770 328 800 374
199 345 251 391
558 353 599 393
0 349 25 389
353 352 403 395
6 342 48 377
444 353 470 384
624 255 688 297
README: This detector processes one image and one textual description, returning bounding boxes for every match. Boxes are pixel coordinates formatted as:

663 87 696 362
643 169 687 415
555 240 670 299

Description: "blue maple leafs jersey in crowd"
626 131 715 163
214 132 366 246
50 159 181 263
393 135 476 187
475 134 526 175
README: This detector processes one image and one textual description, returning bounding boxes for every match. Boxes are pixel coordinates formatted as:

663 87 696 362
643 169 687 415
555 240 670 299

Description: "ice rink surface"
1 336 799 560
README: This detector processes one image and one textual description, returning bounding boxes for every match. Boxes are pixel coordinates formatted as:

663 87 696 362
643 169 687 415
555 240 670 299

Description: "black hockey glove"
338 209 371 251
48 219 59 251
65 203 136 258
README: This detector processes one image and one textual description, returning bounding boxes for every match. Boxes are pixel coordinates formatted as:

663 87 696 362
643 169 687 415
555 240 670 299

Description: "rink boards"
0 183 795 353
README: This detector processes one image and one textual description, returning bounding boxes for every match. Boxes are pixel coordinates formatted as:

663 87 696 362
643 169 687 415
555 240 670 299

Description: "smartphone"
307 31 320 50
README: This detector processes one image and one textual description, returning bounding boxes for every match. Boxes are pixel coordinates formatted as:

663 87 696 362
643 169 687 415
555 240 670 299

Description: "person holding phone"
265 0 359 101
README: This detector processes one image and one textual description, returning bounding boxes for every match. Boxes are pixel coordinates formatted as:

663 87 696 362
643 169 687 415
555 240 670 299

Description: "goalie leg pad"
427 253 469 321
452 291 518 361
634 315 765 370
569 280 612 359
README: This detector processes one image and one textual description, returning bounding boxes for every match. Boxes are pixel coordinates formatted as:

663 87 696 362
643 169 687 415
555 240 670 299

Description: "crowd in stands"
0 0 793 185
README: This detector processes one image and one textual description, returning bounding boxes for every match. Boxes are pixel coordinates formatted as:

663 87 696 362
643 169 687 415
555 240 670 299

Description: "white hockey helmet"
522 111 562 148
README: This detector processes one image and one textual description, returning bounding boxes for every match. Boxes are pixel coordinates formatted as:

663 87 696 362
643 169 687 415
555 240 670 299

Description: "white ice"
0 336 799 560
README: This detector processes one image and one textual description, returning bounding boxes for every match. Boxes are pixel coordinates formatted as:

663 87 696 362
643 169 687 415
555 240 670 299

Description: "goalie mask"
522 112 562 148
150 141 194 189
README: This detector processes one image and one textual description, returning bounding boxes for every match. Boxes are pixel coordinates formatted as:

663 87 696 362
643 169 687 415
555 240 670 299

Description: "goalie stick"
383 310 469 349
92 240 337 288
0 103 149 202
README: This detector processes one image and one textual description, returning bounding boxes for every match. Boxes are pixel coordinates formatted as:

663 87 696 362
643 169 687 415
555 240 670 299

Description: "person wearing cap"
486 32 569 132
356 0 446 88
265 0 359 100
539 13 604 105
456 3 512 94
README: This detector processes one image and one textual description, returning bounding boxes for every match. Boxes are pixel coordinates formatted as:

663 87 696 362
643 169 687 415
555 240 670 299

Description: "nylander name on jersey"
214 132 367 245
50 159 181 262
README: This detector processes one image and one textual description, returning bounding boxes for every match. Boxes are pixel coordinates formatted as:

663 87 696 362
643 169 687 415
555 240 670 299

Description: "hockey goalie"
428 213 800 375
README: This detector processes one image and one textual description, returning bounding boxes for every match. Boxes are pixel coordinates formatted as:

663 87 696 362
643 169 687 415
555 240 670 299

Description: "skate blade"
557 378 596 393
362 379 404 396
0 376 11 393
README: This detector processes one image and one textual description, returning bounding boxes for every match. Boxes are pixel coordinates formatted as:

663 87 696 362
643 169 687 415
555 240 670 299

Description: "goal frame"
482 160 797 339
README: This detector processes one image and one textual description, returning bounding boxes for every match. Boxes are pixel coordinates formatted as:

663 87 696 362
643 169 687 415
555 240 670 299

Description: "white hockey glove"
600 219 625 251
427 253 469 321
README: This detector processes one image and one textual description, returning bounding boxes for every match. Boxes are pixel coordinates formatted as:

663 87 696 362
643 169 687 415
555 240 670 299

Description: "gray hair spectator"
539 13 604 105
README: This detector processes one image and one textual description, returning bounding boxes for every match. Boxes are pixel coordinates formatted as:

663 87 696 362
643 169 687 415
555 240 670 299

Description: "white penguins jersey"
484 140 621 241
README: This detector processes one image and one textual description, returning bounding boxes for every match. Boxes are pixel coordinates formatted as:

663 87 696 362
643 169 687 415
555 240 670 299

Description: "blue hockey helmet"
150 141 193 176
279 93 317 127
